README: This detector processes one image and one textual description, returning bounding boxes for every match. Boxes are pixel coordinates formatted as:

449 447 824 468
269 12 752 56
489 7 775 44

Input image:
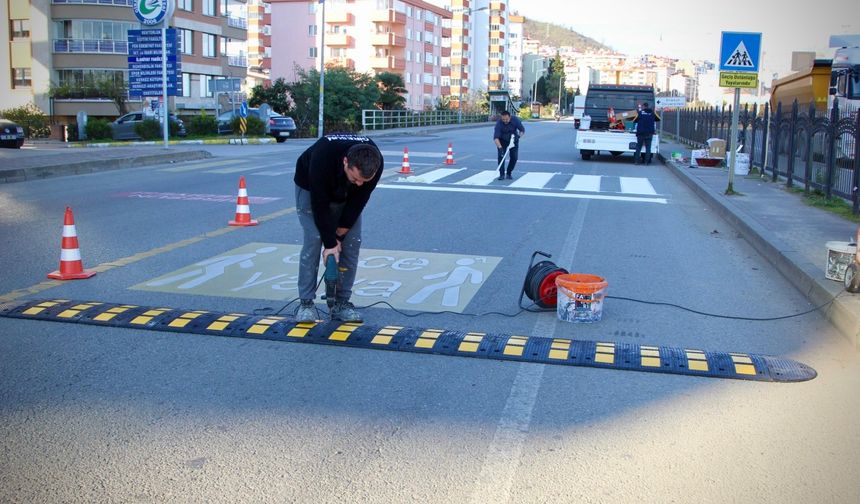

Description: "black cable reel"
519 251 569 311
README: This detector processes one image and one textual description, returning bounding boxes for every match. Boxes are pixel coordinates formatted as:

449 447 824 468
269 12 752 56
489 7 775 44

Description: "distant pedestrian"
493 110 526 180
632 102 660 165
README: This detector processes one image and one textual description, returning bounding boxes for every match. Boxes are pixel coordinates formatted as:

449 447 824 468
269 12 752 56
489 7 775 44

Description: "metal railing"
228 55 247 67
227 16 248 30
662 101 860 213
53 39 129 54
362 109 489 130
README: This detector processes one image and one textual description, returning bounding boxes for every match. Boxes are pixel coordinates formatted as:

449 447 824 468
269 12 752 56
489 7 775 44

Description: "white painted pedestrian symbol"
725 41 754 68
406 258 484 307
145 246 279 289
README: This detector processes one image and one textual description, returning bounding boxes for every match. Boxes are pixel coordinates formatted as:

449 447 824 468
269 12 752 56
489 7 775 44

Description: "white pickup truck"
574 84 659 161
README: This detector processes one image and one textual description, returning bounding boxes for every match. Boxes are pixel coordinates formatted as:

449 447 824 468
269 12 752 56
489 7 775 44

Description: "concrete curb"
658 152 860 348
0 149 213 184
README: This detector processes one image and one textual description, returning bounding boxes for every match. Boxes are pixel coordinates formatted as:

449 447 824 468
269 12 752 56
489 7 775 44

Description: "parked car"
217 108 297 142
0 119 25 148
110 112 187 140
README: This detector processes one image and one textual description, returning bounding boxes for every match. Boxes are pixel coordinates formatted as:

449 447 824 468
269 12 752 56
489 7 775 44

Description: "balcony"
326 33 354 47
327 57 355 70
53 39 128 54
441 47 451 57
326 11 354 24
227 16 248 30
228 55 247 67
441 67 450 77
441 85 450 95
370 56 405 71
371 32 406 47
441 27 451 38
371 9 406 24
52 0 133 5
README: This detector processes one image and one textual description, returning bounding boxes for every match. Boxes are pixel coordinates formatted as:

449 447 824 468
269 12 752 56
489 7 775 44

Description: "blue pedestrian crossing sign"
719 32 762 73
239 101 249 118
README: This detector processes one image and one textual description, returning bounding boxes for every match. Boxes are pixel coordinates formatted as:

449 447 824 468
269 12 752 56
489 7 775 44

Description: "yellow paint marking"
329 331 351 341
731 354 756 375
415 329 443 349
246 318 283 335
93 305 136 321
458 332 484 353
730 354 753 364
22 307 46 315
130 316 153 325
640 346 661 367
58 309 81 318
168 311 207 328
503 336 528 357
685 350 709 372
0 208 297 302
595 342 615 365
72 303 101 310
548 338 572 360
130 309 169 325
287 327 310 338
371 334 393 345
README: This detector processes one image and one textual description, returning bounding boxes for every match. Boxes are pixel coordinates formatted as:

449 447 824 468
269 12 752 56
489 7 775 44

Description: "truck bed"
575 130 660 160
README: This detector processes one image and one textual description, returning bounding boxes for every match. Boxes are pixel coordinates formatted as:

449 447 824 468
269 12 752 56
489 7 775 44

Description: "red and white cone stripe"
47 206 96 280
399 147 412 174
445 143 455 165
229 176 259 226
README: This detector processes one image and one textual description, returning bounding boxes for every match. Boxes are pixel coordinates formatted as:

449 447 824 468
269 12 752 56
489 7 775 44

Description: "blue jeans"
295 185 362 301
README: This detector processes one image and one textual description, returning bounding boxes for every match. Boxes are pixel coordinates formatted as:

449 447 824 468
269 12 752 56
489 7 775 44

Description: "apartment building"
269 0 452 111
1 0 247 122
505 13 522 99
246 0 271 86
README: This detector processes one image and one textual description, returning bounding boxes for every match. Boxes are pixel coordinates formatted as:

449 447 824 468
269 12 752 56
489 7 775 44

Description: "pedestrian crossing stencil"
724 41 754 68
379 168 666 204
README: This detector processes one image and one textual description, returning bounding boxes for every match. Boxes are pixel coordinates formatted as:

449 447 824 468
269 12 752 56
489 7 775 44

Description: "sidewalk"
657 136 860 348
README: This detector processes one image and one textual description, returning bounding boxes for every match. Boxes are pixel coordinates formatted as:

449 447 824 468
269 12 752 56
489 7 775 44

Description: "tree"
546 53 566 107
375 72 407 110
248 77 296 115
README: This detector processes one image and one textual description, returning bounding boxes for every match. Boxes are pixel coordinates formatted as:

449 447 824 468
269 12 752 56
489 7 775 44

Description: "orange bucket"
555 273 608 323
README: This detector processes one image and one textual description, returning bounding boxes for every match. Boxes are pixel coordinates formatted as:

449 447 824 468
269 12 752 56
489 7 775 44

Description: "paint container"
825 241 857 282
555 273 608 323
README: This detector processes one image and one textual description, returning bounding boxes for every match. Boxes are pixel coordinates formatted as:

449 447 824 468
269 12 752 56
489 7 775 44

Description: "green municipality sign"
132 243 502 313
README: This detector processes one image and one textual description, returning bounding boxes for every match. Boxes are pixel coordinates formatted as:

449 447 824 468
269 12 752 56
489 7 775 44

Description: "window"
405 51 411 62
415 51 421 63
308 25 317 36
200 75 213 97
181 73 191 97
424 52 433 63
202 33 216 57
177 0 192 11
406 28 411 40
180 29 193 55
10 19 30 39
309 47 317 58
12 68 31 88
203 0 216 16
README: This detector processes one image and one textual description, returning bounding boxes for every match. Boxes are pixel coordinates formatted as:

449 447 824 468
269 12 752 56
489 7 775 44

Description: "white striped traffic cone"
47 207 96 280
445 143 455 165
229 176 259 226
399 147 412 174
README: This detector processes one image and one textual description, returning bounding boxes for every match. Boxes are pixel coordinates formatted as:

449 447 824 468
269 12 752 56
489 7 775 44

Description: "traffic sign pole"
162 27 168 149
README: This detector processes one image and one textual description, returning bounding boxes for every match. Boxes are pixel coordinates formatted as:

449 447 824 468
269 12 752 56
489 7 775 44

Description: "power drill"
323 254 338 308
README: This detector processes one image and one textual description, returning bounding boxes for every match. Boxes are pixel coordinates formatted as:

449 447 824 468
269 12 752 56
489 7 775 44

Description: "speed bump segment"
0 299 817 383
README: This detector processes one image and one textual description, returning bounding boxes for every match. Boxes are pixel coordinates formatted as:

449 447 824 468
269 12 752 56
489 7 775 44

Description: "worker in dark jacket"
493 110 526 180
293 134 383 323
632 102 660 164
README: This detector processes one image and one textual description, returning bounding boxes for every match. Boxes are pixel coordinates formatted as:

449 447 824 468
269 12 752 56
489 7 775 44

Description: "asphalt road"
1 122 859 503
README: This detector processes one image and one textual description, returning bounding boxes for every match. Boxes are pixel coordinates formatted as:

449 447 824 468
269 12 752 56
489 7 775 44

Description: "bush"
0 102 51 138
85 118 113 140
135 118 181 140
231 115 265 136
67 122 79 142
187 111 218 136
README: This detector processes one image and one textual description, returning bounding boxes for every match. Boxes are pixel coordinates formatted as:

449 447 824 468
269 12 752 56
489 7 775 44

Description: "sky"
508 0 860 78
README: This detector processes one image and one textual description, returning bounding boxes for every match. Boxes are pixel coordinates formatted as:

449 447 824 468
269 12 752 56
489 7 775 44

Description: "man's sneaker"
330 301 363 322
295 300 317 323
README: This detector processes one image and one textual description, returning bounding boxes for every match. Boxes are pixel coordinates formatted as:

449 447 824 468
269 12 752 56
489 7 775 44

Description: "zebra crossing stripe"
509 172 557 189
377 184 667 204
619 177 657 196
457 170 501 186
564 174 601 193
411 168 465 183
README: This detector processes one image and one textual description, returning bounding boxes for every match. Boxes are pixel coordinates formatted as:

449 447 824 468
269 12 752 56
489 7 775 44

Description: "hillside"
522 18 612 53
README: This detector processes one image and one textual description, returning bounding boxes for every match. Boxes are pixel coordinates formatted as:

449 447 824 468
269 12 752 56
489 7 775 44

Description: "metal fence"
662 101 860 213
362 109 489 130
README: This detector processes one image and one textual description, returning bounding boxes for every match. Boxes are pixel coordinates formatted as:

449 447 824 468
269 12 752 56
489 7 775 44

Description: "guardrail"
52 0 133 5
361 109 489 130
661 101 860 213
53 39 128 54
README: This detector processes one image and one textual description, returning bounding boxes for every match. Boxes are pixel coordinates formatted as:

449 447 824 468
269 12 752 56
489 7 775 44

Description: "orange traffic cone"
229 176 258 226
47 206 96 280
399 147 412 174
445 143 455 165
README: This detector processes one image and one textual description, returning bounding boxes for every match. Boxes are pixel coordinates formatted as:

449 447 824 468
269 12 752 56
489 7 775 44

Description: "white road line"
414 168 464 183
564 174 602 192
468 190 588 504
481 159 575 166
159 159 238 172
254 170 293 176
509 172 556 189
619 176 657 195
456 170 501 186
381 150 447 158
377 183 667 204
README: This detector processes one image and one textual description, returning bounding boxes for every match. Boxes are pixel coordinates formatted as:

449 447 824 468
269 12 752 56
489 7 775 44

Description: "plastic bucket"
555 273 608 323
579 115 591 130
825 241 856 281
728 152 750 175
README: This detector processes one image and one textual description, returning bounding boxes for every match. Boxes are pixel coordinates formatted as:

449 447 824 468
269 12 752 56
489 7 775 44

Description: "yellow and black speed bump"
0 299 817 382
